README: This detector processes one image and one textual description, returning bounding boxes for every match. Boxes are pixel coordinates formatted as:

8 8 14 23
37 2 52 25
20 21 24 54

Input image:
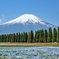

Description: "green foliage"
48 28 52 42
27 30 34 42
35 30 40 42
39 29 44 42
0 27 59 43
53 28 57 42
57 27 59 42
44 29 48 42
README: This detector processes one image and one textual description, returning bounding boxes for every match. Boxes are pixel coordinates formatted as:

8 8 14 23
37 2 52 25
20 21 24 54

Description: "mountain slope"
3 14 44 25
0 14 57 34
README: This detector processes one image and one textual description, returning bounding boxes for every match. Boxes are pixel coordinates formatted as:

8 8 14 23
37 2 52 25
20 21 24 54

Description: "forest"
0 27 59 43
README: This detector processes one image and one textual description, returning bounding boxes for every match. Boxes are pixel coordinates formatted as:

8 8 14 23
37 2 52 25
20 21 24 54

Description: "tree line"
0 27 59 43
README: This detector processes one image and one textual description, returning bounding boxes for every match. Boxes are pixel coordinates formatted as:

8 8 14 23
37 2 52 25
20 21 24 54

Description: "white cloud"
2 15 5 20
0 19 2 22
0 15 5 22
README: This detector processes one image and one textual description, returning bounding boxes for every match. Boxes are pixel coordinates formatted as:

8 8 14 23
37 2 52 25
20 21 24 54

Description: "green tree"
28 32 30 42
40 29 44 42
53 28 57 42
35 30 41 42
18 33 20 42
15 33 18 42
30 30 34 42
57 27 59 42
44 29 48 42
48 28 52 42
25 32 28 42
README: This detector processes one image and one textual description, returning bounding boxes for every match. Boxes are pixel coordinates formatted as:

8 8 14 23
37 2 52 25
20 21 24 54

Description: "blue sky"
0 0 59 26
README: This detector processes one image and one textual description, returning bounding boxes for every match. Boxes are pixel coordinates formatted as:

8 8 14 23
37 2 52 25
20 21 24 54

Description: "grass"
46 43 59 47
0 45 37 47
0 42 59 47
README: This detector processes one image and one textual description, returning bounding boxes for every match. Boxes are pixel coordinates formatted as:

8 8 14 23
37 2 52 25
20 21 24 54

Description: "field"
0 42 59 47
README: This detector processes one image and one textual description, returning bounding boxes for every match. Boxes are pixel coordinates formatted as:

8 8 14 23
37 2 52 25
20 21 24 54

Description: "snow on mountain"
0 14 57 34
3 14 46 25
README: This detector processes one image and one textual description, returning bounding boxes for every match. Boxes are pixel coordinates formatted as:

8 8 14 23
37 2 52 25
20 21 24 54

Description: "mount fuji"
0 14 57 34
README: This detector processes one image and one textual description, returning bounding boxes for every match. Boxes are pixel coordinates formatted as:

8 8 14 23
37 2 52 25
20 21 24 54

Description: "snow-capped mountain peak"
3 14 45 25
0 14 57 34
